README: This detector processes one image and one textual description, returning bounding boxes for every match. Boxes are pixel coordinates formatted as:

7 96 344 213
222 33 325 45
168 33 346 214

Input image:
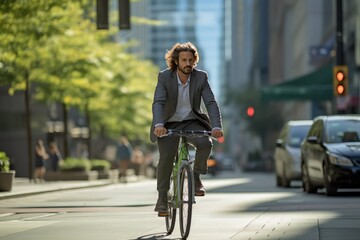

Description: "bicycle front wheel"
179 164 193 239
165 172 176 235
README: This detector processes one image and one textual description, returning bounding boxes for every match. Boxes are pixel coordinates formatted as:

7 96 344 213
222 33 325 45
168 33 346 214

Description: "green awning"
261 65 333 101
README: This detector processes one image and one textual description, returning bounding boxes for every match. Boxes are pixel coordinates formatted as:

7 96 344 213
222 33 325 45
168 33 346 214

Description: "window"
326 120 360 143
288 125 311 147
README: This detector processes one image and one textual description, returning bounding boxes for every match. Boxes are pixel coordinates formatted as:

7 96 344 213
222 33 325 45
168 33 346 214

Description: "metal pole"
336 0 344 65
335 0 345 114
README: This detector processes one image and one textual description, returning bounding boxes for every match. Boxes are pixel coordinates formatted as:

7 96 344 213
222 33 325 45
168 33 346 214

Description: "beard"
178 65 193 75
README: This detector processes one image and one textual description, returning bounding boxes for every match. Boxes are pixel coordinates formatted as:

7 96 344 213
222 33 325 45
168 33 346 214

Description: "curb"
0 180 114 200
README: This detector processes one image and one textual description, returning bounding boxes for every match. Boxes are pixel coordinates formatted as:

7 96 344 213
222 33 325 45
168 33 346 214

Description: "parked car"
301 115 360 196
274 120 313 187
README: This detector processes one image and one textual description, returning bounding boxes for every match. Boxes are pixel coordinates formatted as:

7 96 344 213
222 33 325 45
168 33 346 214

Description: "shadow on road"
131 232 182 240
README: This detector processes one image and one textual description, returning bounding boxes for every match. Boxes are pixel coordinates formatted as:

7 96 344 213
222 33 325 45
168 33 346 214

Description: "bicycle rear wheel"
179 164 193 239
165 172 176 235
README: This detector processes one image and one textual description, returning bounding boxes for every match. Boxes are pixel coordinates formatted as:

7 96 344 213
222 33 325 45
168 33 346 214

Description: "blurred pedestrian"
77 143 89 159
132 146 145 176
48 142 63 172
34 139 49 182
115 136 133 179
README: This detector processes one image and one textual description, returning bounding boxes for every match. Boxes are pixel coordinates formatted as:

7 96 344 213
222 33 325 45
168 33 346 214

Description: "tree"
87 46 158 139
25 0 158 142
0 0 83 178
0 0 158 173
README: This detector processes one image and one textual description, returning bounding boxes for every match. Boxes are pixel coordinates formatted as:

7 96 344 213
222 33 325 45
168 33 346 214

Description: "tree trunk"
86 104 91 159
25 72 33 181
62 103 69 158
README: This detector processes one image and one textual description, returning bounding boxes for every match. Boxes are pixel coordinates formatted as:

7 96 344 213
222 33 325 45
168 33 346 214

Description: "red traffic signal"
333 66 348 96
246 106 255 117
336 71 344 81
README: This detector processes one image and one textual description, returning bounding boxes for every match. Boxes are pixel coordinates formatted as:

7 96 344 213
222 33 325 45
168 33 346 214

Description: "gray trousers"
156 120 213 194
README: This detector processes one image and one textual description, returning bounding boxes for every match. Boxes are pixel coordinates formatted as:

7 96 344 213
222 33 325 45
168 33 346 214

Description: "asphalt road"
0 170 360 240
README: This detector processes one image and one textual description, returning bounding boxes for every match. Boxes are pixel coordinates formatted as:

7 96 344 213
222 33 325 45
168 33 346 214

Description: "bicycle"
160 129 214 239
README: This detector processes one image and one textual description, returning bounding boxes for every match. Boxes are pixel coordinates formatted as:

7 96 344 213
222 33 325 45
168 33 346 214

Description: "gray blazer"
150 68 222 142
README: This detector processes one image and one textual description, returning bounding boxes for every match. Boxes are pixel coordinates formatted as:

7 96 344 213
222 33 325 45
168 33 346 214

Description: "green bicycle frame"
172 138 188 208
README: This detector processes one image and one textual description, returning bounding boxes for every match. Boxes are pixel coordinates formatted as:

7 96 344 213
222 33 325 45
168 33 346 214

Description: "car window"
307 120 322 140
325 120 360 143
279 124 289 141
288 125 311 147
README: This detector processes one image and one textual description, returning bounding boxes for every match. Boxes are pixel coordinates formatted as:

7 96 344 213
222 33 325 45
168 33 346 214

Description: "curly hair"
164 42 199 70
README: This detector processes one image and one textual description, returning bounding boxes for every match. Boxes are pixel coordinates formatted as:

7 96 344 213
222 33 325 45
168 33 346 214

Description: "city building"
225 0 360 169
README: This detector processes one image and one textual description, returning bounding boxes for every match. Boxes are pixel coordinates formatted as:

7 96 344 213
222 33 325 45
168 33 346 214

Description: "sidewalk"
0 175 143 200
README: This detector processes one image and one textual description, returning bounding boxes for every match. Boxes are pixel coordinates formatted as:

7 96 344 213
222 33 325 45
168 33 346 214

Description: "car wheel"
323 164 337 196
302 163 317 193
281 164 291 188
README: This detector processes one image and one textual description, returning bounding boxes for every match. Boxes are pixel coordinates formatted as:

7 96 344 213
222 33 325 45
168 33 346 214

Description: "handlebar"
161 129 217 140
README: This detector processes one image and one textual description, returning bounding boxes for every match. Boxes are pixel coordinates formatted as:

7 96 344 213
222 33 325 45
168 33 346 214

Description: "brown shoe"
154 197 167 212
195 177 206 196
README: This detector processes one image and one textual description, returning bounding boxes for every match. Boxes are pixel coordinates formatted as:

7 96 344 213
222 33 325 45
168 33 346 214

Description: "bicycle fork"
174 141 196 207
176 164 196 206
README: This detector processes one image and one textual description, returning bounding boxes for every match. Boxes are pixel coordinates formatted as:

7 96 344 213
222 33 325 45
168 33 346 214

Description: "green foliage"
60 158 111 172
0 0 78 90
0 151 10 172
87 49 158 139
90 159 111 171
132 16 166 26
0 0 159 141
60 157 91 172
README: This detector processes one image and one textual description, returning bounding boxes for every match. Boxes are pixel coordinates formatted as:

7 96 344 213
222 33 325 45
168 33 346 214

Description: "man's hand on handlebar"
211 129 223 139
154 126 167 137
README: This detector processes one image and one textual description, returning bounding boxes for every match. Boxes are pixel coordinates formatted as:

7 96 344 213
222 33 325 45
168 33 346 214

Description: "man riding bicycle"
150 42 223 214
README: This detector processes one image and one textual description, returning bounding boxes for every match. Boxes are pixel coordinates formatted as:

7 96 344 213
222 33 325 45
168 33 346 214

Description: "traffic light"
333 65 348 96
119 0 130 29
246 106 255 117
96 0 109 29
96 0 131 30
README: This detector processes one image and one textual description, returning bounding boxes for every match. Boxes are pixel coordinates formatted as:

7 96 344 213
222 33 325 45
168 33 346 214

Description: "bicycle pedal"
158 211 169 217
